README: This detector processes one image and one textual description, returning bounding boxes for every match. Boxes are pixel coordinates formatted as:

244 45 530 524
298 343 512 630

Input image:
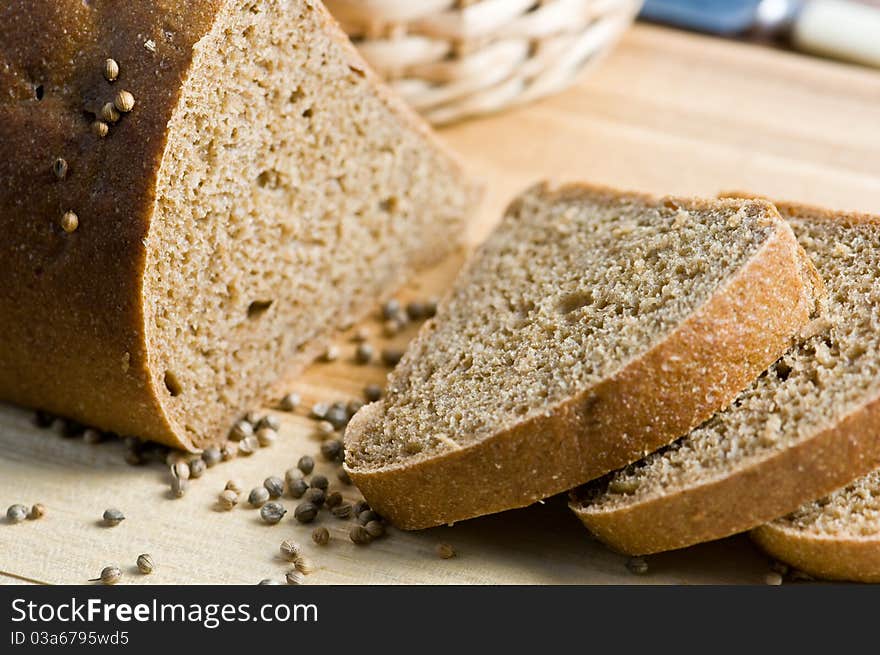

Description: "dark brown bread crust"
345 184 822 530
0 0 474 450
573 200 880 556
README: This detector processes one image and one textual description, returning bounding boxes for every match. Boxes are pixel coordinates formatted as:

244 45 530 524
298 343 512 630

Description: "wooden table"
3 25 880 585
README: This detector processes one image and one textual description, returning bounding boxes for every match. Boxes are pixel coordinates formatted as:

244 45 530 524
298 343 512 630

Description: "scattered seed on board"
312 527 330 546
351 327 369 343
364 384 383 403
321 439 343 462
382 318 402 337
136 554 155 574
337 468 352 486
285 466 304 485
331 503 353 520
365 521 385 539
28 504 46 520
354 343 373 364
92 566 122 585
286 570 305 585
289 478 308 499
102 508 125 526
259 578 281 585
321 345 339 362
256 427 277 447
91 120 109 138
358 510 380 525
171 460 190 481
101 102 120 123
239 435 259 455
280 539 302 561
229 419 253 442
52 157 68 180
315 420 335 438
243 409 260 425
325 491 343 509
114 89 135 113
764 572 783 586
353 500 370 516
60 210 79 233
381 299 400 320
260 502 287 525
221 442 238 461
218 490 239 510
405 301 427 321
83 428 104 444
310 402 329 420
304 488 325 508
381 348 404 367
298 455 315 475
325 404 349 430
257 414 281 432
6 504 27 523
189 458 206 479
626 557 649 575
225 479 244 494
264 476 284 499
170 476 187 499
249 487 270 508
294 555 314 575
279 392 300 412
294 502 318 524
349 525 372 545
310 474 329 492
103 58 119 82
436 543 456 559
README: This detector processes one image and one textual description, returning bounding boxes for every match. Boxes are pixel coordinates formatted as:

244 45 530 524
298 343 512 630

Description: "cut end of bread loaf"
137 1 476 449
752 469 880 582
574 200 880 555
345 182 820 530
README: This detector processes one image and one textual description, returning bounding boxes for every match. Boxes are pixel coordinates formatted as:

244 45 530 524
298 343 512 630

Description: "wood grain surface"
2 24 879 585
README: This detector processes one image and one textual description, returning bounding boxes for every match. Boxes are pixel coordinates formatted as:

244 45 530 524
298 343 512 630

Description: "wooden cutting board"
3 25 880 586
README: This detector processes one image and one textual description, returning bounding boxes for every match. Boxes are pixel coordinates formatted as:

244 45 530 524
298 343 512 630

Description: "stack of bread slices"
345 183 880 583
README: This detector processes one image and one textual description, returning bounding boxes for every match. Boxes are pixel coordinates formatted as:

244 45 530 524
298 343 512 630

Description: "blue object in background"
640 0 766 35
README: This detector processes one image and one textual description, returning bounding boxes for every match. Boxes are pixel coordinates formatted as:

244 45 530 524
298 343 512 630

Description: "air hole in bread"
163 370 182 397
302 106 313 118
34 84 44 101
246 299 273 319
379 196 398 213
557 290 594 314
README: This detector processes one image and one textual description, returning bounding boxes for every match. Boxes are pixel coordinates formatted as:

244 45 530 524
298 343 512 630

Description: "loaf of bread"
344 182 821 529
573 200 880 555
0 0 477 450
752 470 880 582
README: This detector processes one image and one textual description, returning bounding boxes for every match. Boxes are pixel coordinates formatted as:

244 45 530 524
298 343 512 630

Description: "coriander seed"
91 120 109 138
171 460 190 480
52 157 68 179
297 455 314 475
626 557 649 575
353 500 371 516
28 503 46 520
286 569 305 585
294 502 318 523
225 479 244 493
103 58 119 82
310 474 329 491
325 403 349 429
260 501 286 524
114 89 135 113
406 301 427 321
218 489 238 510
381 299 400 320
437 543 456 559
188 458 206 479
294 555 314 575
365 520 384 538
279 392 300 411
364 384 382 403
238 435 258 455
248 486 270 508
337 468 352 486
221 442 238 460
285 466 303 485
264 476 284 499
289 478 308 499
764 572 783 586
280 539 302 561
320 439 343 462
256 414 280 432
331 503 353 520
136 553 154 574
383 318 402 337
358 510 380 525
312 526 330 545
321 345 339 362
92 566 122 585
6 504 27 523
256 427 277 447
202 446 222 467
381 348 404 367
351 327 369 342
310 402 329 419
304 487 325 507
325 491 343 509
101 101 120 123
315 420 335 438
349 525 372 545
243 409 260 425
60 210 79 233
170 476 187 498
102 508 125 526
229 419 253 441
354 343 373 364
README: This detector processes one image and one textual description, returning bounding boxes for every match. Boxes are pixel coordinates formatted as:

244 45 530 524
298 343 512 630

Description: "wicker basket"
326 0 642 124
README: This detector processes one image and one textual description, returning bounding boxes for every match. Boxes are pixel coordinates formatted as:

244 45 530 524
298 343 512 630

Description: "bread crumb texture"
347 184 778 470
581 210 880 514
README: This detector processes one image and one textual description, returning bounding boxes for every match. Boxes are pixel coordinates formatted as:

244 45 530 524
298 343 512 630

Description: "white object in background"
792 0 880 67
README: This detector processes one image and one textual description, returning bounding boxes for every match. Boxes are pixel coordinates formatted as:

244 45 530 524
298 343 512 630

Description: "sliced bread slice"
344 182 821 529
573 200 880 555
752 470 880 582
